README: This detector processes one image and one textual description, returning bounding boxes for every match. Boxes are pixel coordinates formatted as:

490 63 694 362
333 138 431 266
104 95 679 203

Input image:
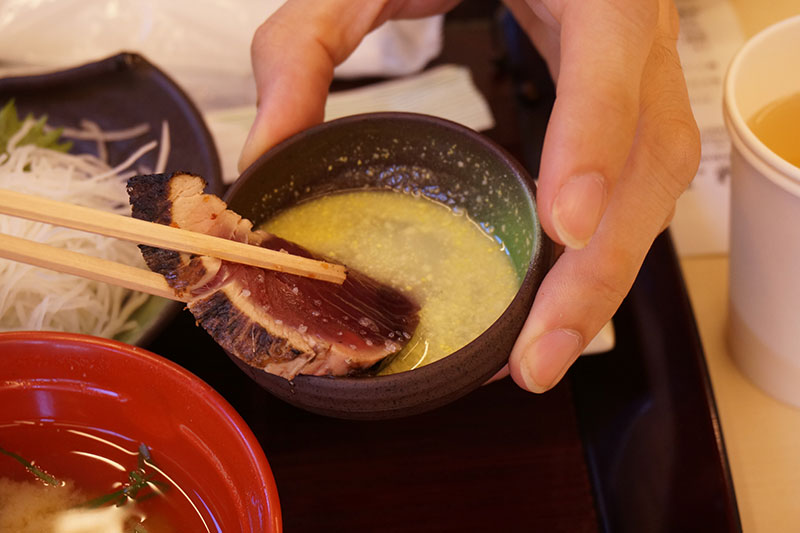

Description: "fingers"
529 0 660 249
509 3 700 392
238 0 463 172
485 364 510 384
238 0 391 172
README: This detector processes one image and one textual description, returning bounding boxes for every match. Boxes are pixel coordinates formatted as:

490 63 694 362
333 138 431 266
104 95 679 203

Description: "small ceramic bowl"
227 112 556 420
0 331 281 532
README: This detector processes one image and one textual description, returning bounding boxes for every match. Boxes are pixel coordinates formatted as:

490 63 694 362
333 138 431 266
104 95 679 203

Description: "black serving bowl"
0 53 223 347
226 112 555 419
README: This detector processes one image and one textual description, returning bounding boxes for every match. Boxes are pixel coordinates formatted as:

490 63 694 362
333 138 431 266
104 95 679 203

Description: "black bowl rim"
228 111 556 415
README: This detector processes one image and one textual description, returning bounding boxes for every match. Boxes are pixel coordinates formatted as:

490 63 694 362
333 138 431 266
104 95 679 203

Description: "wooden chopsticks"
0 231 186 302
0 189 347 298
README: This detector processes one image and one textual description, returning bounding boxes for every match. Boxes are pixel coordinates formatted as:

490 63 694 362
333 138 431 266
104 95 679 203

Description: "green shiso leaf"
0 444 62 487
0 99 72 155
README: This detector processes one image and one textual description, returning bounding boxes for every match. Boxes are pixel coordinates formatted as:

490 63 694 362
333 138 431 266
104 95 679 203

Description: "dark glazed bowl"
0 53 223 347
226 112 555 419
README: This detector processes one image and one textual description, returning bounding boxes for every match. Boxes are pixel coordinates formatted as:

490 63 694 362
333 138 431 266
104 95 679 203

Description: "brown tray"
152 9 739 531
1 6 741 531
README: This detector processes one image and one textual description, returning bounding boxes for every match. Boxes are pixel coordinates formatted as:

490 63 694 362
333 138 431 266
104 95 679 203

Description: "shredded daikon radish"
0 118 170 338
57 121 150 142
155 121 170 173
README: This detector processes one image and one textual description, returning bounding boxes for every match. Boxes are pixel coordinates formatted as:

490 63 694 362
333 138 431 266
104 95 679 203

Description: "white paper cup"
723 15 800 407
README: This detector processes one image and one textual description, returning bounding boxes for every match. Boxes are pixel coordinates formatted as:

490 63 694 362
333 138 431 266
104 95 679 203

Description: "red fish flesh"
127 172 419 379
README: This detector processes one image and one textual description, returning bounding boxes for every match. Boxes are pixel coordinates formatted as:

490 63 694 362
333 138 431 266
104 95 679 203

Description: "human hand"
238 0 461 170
239 0 700 393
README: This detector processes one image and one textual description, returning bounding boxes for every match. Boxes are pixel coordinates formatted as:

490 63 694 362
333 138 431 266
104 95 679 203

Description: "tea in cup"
723 14 800 407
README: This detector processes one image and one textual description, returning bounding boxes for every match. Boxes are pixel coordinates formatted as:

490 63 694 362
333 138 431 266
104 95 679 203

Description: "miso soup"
0 420 220 533
261 189 521 374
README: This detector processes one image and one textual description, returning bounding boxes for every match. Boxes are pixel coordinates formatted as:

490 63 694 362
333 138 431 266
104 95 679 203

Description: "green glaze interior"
227 114 539 282
225 112 553 419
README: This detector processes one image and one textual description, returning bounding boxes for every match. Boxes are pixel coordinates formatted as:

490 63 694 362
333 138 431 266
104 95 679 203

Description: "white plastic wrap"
0 0 442 91
0 0 256 74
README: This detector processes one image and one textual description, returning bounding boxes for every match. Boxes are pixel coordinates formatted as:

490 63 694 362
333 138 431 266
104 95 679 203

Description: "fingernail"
552 172 607 249
519 329 583 392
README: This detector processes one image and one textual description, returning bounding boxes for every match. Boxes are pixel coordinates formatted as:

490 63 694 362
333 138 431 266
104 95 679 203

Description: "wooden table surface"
679 2 800 532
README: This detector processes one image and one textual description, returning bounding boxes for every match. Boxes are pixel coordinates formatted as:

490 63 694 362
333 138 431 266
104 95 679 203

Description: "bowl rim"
0 330 282 531
227 112 556 417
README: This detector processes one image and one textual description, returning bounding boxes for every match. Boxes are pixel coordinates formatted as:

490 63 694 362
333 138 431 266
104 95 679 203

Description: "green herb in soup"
261 189 521 374
0 425 211 533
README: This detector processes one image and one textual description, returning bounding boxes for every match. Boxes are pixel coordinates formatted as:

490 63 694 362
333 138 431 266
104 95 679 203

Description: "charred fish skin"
128 173 185 289
126 172 420 379
128 173 216 295
127 172 322 377
189 289 317 378
128 173 175 225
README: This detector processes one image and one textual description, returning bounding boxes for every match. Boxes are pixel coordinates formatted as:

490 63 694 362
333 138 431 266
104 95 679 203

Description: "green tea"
748 90 800 168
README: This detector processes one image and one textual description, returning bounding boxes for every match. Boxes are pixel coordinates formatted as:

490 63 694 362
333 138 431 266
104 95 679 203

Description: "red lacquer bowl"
0 331 281 532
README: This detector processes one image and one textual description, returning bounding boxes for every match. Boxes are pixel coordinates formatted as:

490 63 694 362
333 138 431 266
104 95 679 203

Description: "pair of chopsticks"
0 189 347 302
